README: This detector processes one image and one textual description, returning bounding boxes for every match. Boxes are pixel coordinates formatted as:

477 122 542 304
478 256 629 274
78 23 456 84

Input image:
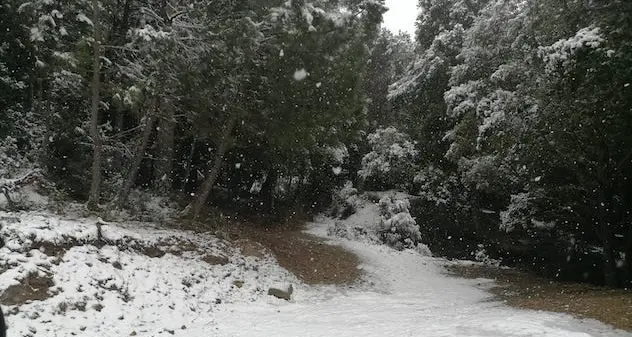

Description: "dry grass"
447 263 632 331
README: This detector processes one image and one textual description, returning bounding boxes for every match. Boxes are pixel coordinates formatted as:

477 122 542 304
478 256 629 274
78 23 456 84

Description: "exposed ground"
208 216 362 285
447 262 632 332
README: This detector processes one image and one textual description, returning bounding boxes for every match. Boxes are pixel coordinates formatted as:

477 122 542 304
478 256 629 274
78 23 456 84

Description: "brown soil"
220 218 361 285
1 273 56 305
447 263 632 331
201 254 230 266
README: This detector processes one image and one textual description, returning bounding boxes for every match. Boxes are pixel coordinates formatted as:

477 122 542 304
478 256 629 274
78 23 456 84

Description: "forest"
1 0 631 289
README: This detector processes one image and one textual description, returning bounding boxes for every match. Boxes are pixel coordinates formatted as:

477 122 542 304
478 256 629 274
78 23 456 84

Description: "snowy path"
1 211 630 337
213 220 631 337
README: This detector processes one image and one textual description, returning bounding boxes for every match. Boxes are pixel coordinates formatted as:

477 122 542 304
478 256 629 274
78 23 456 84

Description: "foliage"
359 127 418 190
377 194 421 250
389 0 632 287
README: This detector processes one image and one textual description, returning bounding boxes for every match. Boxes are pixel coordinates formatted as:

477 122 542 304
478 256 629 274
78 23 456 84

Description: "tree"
87 0 103 210
365 30 414 129
184 0 387 219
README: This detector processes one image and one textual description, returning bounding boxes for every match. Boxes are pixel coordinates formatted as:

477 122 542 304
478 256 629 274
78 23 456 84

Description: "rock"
267 284 293 301
201 255 229 265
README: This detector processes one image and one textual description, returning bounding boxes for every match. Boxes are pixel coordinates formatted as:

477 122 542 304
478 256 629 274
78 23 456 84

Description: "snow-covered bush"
359 127 418 190
473 244 501 267
326 220 375 243
376 194 422 250
330 181 362 219
500 190 554 232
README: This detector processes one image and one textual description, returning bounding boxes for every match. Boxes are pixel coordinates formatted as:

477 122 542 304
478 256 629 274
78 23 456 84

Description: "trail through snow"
213 219 631 337
0 208 630 337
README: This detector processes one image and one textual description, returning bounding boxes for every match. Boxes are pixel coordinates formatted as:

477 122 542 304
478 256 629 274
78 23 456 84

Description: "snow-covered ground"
0 211 299 337
0 203 630 337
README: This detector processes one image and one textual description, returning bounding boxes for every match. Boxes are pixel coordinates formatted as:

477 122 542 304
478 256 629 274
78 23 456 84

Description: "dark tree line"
1 0 386 218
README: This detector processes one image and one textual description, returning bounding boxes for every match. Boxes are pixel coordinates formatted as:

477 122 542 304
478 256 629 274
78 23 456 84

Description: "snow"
293 68 308 81
29 27 44 42
325 144 349 164
0 204 630 337
359 127 417 179
539 26 605 74
0 211 297 337
76 13 94 27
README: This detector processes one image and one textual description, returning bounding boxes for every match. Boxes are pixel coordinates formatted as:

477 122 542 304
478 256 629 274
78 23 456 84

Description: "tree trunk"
87 0 103 211
111 108 126 172
597 188 618 287
117 107 159 208
260 168 278 214
188 115 237 220
623 226 632 288
181 136 197 195
153 107 175 196
602 229 618 287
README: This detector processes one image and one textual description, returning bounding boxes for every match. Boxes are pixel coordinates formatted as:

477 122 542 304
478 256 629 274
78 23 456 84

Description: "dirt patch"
201 254 230 265
235 240 269 259
447 263 632 332
134 245 165 258
37 240 75 257
225 220 361 285
1 272 56 305
262 231 360 285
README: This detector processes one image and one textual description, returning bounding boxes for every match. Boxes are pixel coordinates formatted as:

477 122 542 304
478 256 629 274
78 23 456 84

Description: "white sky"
382 0 418 37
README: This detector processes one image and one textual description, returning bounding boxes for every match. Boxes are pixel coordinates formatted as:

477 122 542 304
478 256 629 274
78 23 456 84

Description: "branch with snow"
538 26 606 74
0 171 41 195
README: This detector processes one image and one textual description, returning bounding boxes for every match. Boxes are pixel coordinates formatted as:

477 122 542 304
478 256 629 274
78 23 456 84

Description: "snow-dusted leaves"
359 127 417 180
538 26 606 75
377 194 422 250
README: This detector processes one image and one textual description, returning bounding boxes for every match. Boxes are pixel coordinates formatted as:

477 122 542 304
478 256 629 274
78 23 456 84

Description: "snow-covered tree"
359 127 418 190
